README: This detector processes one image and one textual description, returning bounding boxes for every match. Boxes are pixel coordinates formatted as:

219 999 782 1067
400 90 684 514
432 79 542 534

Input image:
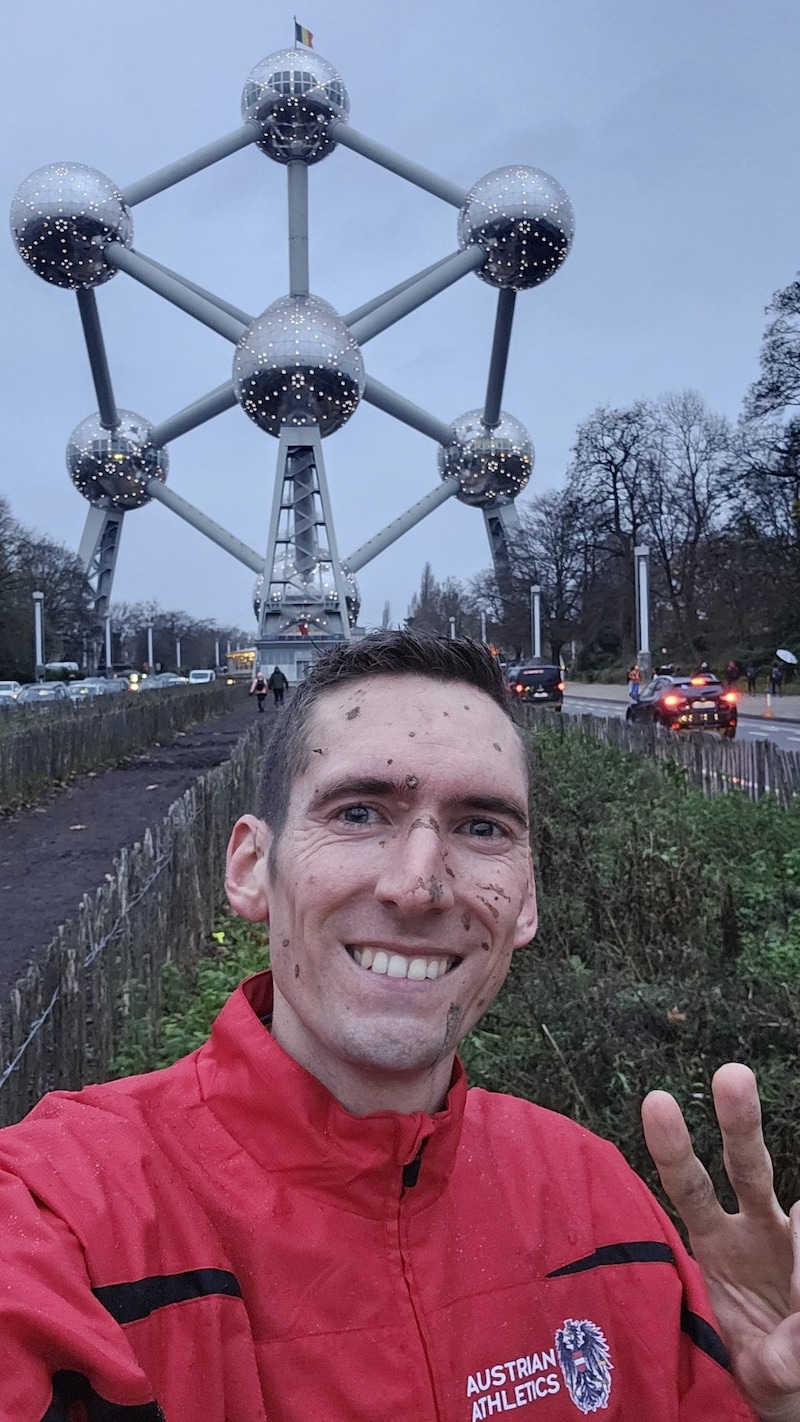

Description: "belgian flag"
294 19 313 47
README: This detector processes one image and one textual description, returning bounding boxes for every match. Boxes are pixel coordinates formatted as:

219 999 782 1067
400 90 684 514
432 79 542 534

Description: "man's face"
228 673 537 1113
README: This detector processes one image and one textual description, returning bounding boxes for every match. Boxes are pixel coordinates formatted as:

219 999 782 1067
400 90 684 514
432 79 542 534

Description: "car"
509 664 565 710
0 681 21 701
140 672 188 690
15 682 71 705
66 679 112 701
625 672 738 738
188 669 216 684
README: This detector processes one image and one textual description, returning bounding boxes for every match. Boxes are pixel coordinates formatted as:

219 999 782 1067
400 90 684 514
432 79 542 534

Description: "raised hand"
642 1063 800 1421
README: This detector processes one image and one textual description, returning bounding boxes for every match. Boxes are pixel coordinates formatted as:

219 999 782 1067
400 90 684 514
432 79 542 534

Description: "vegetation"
112 722 800 1218
410 272 800 674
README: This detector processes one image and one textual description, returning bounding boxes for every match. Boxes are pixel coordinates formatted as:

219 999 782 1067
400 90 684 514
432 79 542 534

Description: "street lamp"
147 624 154 672
529 585 542 662
32 591 44 678
175 636 182 671
633 545 651 677
480 608 487 644
448 617 456 640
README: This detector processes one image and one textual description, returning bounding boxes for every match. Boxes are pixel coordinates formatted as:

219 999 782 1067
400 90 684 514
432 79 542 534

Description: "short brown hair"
258 630 514 840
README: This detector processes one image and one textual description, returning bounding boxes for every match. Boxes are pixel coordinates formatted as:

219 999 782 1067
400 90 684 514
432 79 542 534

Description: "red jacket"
0 973 756 1421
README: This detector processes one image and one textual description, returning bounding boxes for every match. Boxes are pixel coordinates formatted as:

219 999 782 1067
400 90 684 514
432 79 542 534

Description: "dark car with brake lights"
509 664 565 710
625 672 737 738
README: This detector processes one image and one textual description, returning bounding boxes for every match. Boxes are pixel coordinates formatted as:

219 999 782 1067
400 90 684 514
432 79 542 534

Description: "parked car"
509 665 565 710
0 681 21 701
188 669 216 684
625 672 737 738
15 682 71 706
140 672 188 690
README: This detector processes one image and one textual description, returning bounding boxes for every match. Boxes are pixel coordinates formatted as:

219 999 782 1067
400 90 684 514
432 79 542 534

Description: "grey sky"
3 0 799 635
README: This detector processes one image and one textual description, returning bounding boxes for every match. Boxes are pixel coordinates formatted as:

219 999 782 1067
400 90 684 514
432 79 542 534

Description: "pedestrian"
725 659 739 687
627 662 642 701
249 668 268 713
268 664 289 707
769 662 783 696
2 630 800 1420
746 662 757 695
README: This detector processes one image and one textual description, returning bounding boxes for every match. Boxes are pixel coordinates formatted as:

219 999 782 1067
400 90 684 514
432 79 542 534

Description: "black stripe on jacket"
545 1240 732 1372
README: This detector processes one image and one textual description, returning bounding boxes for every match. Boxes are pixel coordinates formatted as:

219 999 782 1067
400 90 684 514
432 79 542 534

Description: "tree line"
408 274 800 673
0 496 249 680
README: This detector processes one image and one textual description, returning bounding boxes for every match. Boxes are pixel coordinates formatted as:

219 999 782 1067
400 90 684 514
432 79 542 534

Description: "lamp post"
147 624 154 672
480 608 487 644
214 637 220 669
633 545 651 678
530 585 541 662
32 591 44 678
104 613 113 675
448 616 456 640
175 637 182 672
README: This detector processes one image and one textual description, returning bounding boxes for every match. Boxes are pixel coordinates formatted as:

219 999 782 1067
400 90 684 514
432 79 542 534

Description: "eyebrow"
307 778 529 832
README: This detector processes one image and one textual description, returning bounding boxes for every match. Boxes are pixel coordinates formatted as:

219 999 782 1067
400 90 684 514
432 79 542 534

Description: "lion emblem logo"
555 1318 613 1414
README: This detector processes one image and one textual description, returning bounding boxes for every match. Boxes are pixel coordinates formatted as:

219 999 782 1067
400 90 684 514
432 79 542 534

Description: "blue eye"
341 805 371 824
467 819 499 838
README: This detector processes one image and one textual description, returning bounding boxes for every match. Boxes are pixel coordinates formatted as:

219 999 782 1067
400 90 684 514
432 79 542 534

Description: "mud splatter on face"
479 882 511 903
405 775 419 791
387 758 393 765
493 743 502 753
445 863 455 879
428 876 443 904
282 938 290 948
461 911 471 931
410 814 439 834
443 1002 463 1049
312 747 324 755
408 732 416 738
480 941 490 952
345 706 360 721
294 964 301 978
477 896 500 922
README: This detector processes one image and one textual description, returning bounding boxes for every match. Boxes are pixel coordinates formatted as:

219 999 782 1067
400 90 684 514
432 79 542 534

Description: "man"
0 631 799 1421
268 664 289 706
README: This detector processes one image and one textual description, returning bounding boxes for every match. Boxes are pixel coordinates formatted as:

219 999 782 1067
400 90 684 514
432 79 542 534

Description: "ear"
225 814 272 923
512 856 538 949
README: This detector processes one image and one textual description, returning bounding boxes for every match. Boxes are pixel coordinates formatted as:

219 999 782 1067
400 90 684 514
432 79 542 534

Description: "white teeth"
351 949 454 980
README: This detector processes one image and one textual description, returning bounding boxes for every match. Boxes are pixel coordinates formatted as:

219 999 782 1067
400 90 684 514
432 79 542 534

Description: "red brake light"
514 682 524 693
689 676 708 686
662 693 684 708
722 690 737 704
557 682 565 692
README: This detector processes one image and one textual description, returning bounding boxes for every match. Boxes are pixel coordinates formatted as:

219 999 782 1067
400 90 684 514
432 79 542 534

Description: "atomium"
10 163 133 290
438 411 533 507
458 165 574 290
242 47 349 165
253 559 359 626
67 411 167 510
233 294 365 438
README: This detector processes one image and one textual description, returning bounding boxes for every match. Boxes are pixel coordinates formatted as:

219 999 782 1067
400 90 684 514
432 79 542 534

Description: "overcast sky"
3 0 799 636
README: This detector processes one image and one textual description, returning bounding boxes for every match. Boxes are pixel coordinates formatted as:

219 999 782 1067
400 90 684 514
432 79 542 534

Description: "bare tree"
745 276 800 420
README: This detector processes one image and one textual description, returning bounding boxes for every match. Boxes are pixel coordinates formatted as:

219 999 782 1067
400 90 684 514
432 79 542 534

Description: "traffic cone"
764 692 775 719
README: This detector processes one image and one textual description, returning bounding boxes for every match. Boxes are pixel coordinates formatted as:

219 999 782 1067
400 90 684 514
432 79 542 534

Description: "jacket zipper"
397 1143 442 1421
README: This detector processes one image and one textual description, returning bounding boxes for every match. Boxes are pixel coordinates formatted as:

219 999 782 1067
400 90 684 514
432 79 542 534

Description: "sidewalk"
564 681 800 723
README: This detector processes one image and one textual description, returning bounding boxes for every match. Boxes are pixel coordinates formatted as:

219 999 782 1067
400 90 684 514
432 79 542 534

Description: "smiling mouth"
347 948 461 980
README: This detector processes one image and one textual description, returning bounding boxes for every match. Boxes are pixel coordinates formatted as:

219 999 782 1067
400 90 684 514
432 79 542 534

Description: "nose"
374 823 456 915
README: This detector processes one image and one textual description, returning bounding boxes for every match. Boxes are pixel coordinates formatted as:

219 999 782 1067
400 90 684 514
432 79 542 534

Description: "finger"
790 1201 800 1314
711 1064 776 1213
641 1089 725 1238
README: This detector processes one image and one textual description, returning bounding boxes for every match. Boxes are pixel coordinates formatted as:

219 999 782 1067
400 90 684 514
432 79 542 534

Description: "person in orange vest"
627 663 642 701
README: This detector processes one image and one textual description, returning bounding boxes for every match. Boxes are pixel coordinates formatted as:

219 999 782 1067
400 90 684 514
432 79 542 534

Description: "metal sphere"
10 163 132 290
66 411 167 510
241 48 349 165
438 411 533 508
233 294 364 438
458 166 574 290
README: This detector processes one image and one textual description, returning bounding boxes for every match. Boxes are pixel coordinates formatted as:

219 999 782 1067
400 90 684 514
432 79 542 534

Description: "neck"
269 1006 454 1117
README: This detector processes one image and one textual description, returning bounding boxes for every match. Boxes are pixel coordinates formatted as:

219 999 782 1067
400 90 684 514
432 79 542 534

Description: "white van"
188 669 216 684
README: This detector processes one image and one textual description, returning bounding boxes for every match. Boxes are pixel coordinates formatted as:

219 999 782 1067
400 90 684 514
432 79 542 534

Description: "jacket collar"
196 971 467 1217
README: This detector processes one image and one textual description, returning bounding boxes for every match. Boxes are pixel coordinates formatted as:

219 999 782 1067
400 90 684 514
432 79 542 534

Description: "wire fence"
0 713 268 1126
519 705 800 806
